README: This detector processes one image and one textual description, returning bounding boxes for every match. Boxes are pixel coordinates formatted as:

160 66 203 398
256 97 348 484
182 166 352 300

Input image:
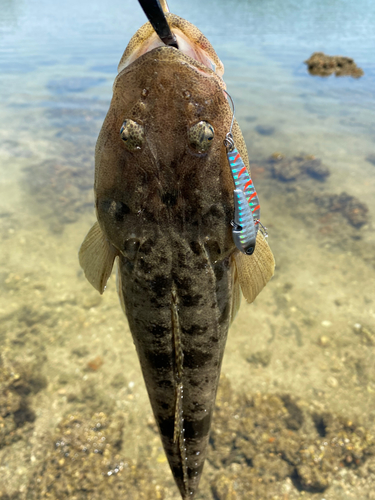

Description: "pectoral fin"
79 221 117 294
234 232 275 304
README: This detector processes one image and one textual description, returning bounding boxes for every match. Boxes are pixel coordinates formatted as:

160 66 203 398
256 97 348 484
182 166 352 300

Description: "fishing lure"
224 91 266 255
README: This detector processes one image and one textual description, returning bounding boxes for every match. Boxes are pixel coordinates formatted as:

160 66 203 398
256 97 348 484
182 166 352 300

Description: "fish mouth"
118 13 224 77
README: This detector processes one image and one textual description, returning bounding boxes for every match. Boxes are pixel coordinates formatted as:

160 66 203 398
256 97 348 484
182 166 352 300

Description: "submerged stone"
304 52 364 78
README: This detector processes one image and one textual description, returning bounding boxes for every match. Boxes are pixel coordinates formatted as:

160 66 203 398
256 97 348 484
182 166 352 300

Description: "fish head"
94 14 235 253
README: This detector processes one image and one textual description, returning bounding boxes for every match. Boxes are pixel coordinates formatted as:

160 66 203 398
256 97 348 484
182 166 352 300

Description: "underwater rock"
315 192 369 228
246 349 272 367
255 124 275 136
27 412 167 500
207 375 375 499
305 52 364 78
0 355 46 449
268 153 330 182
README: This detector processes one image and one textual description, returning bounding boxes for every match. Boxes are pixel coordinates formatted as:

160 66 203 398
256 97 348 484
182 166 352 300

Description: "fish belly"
117 230 233 499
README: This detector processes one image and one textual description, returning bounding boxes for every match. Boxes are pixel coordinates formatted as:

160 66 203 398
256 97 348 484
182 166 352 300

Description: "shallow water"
1 0 375 498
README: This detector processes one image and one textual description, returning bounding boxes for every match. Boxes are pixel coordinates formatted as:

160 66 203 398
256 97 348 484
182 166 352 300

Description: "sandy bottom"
0 84 375 500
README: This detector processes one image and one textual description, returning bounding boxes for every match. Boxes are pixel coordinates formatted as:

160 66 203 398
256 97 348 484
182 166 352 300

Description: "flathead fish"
79 4 275 498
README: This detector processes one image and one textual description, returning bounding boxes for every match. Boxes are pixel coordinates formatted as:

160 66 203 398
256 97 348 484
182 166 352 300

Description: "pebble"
321 320 332 327
87 356 103 371
319 335 330 347
326 376 339 388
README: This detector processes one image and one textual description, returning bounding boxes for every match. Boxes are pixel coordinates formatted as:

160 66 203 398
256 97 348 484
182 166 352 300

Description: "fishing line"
223 89 235 151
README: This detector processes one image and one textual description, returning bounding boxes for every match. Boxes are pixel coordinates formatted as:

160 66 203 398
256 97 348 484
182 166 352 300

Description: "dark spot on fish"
149 275 172 296
149 295 167 307
123 238 140 260
208 205 223 218
161 191 178 207
184 348 213 369
138 257 153 273
210 335 219 343
113 201 130 221
180 294 202 307
158 379 173 389
158 415 175 440
150 324 168 339
214 264 224 281
219 303 230 324
170 465 184 486
139 238 153 255
173 275 192 291
143 349 172 372
190 241 201 255
188 377 200 387
182 324 208 336
184 413 211 439
156 399 170 411
99 199 130 222
98 199 112 214
205 239 221 261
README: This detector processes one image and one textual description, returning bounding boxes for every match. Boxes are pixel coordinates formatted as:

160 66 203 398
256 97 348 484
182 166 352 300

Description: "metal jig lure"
223 90 267 255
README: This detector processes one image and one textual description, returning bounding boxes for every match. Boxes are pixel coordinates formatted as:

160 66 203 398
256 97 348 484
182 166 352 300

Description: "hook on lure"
223 90 268 256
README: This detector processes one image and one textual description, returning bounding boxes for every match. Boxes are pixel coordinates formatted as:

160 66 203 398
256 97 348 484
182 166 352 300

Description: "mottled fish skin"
117 232 233 497
93 26 253 500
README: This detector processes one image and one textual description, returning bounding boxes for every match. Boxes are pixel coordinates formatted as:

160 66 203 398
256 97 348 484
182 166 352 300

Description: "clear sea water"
1 0 374 498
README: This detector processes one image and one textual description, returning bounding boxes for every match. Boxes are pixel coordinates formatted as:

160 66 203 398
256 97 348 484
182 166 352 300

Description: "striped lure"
226 144 261 255
223 90 264 255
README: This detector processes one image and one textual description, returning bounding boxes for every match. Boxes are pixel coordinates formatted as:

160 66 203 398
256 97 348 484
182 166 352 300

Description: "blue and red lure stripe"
226 145 261 255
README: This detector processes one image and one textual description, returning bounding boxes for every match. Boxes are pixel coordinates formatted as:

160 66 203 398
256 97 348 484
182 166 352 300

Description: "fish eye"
120 119 144 151
188 121 215 153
